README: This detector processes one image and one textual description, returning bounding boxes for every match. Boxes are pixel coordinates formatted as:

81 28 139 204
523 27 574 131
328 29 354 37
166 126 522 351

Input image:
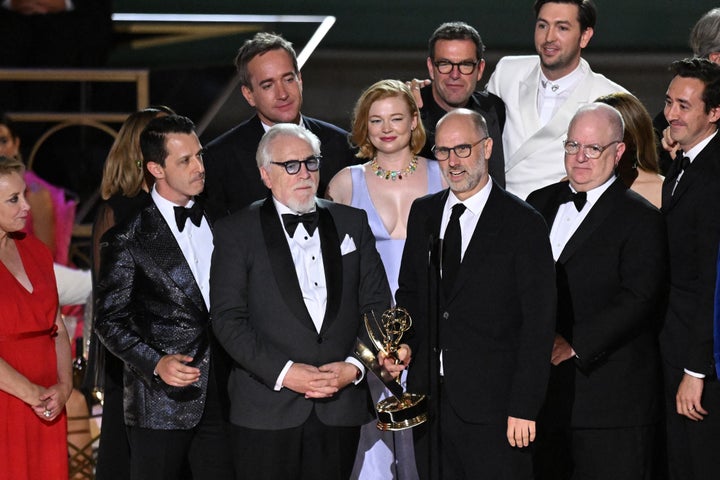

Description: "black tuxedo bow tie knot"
561 188 587 211
282 212 319 237
174 202 204 232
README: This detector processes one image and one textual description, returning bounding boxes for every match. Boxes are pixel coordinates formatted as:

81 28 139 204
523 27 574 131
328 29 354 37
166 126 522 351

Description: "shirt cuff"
275 360 294 391
345 356 365 384
684 368 706 379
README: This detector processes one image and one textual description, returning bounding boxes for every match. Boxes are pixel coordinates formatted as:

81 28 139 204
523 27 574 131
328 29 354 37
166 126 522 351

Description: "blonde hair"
351 79 426 159
100 106 174 200
0 155 25 177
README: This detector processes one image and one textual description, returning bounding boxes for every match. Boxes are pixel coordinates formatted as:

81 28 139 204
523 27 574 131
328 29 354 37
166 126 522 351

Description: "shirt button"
442 312 450 319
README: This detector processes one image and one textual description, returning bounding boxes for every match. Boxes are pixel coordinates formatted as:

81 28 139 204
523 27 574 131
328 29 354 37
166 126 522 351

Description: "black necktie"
560 188 587 211
442 203 466 296
282 212 319 237
174 202 203 232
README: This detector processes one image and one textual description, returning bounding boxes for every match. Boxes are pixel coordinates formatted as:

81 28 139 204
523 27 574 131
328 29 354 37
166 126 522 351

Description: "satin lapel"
259 198 316 331
557 180 624 264
538 181 570 228
446 184 503 303
137 204 206 315
666 157 707 211
661 160 678 211
317 203 342 333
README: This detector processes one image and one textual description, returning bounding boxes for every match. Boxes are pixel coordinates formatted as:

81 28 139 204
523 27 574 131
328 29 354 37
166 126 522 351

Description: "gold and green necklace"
371 156 418 181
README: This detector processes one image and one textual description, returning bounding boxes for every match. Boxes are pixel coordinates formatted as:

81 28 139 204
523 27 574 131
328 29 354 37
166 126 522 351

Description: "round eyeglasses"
270 155 322 175
432 138 487 161
563 140 621 159
433 60 479 75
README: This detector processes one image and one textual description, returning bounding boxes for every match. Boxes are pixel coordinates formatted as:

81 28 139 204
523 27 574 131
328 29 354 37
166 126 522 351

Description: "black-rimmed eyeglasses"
433 60 479 75
432 138 487 161
563 140 621 159
270 155 322 175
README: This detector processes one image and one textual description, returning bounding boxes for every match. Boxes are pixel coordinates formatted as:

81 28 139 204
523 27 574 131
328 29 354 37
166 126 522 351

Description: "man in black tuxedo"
414 21 506 187
527 103 668 480
203 32 358 220
659 57 720 480
396 109 556 479
95 115 233 480
210 123 391 479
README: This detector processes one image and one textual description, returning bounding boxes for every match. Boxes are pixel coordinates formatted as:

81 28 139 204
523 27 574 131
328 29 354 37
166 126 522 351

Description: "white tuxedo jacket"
487 56 627 200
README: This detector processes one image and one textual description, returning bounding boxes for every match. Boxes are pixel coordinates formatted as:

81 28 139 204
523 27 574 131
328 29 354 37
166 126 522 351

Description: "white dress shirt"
537 64 584 127
549 176 616 261
271 197 364 390
672 130 717 196
151 187 213 309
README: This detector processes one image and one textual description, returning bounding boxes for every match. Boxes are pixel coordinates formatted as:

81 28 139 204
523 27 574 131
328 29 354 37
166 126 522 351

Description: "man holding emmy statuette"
396 109 557 479
210 123 392 480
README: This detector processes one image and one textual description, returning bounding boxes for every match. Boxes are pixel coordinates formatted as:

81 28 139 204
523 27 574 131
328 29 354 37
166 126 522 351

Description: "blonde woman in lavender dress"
327 79 445 480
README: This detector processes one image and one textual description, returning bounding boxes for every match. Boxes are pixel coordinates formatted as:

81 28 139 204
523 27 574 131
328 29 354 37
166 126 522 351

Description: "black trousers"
414 384 533 480
126 369 234 480
229 408 360 480
663 362 720 480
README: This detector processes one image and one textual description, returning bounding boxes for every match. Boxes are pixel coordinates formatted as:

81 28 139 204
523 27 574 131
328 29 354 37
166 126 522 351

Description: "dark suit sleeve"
395 199 428 356
572 207 668 368
94 232 163 384
686 187 720 373
210 216 292 388
354 208 393 322
507 211 557 420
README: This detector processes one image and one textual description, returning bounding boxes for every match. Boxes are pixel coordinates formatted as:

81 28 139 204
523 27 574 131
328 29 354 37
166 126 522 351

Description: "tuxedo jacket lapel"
558 180 624 264
259 197 317 332
137 204 207 315
536 181 571 228
447 184 504 303
317 203 342 333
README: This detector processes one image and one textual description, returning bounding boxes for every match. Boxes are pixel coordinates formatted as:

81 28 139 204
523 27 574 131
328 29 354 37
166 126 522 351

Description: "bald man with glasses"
526 103 667 480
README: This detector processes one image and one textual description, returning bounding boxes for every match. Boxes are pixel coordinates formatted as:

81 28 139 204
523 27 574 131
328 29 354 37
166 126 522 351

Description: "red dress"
0 235 67 480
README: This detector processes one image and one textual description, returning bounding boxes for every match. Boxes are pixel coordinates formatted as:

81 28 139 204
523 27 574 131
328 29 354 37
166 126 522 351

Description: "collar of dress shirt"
570 174 616 208
261 116 306 132
151 186 198 232
538 62 584 96
445 177 493 217
272 196 318 238
683 129 717 163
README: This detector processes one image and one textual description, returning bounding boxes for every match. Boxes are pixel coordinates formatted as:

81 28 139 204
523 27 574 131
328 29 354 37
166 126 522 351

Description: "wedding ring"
689 406 695 411
43 409 52 418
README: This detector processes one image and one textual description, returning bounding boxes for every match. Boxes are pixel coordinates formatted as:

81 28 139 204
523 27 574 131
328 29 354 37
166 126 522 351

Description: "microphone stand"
426 234 442 480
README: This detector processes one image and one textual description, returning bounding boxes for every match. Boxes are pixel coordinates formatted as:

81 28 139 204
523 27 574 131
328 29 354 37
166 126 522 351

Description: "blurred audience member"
0 155 73 479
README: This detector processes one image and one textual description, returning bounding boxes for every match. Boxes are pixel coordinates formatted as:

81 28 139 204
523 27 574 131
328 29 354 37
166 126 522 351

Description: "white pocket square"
340 234 357 255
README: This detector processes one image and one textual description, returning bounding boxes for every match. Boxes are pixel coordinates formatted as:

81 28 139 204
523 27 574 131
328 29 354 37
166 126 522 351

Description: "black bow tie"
282 212 319 237
174 202 204 232
561 188 587 211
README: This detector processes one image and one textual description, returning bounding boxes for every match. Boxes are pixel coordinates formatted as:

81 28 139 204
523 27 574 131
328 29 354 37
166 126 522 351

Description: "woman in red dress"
0 155 73 480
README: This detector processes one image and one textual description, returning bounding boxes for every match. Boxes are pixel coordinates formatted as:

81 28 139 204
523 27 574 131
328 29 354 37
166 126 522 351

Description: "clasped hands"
30 382 72 422
283 344 412 399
